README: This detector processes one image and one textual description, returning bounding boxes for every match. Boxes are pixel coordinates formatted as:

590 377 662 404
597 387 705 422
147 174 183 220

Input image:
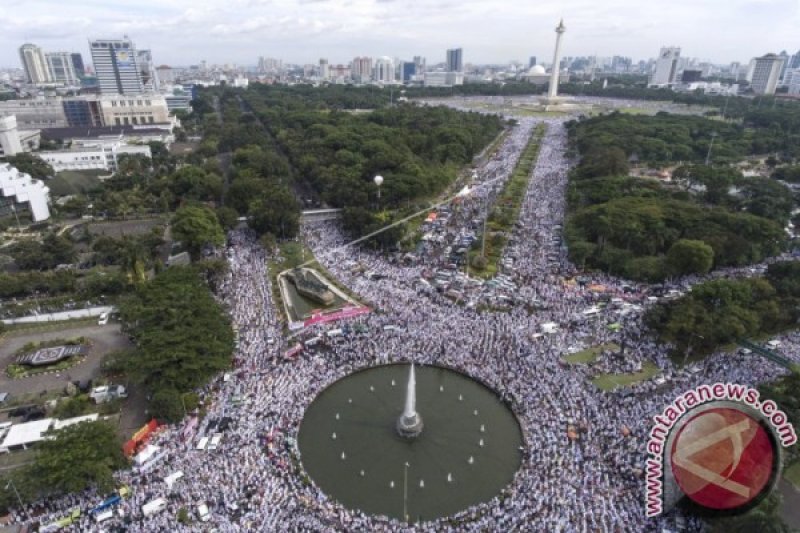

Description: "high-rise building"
529 56 538 68
89 37 144 95
71 53 86 79
413 56 426 75
373 57 395 84
649 46 681 87
19 44 51 85
750 53 786 95
351 57 373 82
319 58 330 80
45 52 80 86
446 48 463 72
783 69 800 95
137 50 159 91
402 62 416 83
790 50 800 70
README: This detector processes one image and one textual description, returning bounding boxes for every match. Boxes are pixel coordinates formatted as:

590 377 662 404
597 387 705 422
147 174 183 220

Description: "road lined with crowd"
14 104 796 532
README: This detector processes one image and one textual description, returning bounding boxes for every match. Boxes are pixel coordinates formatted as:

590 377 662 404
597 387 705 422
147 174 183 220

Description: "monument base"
396 413 424 439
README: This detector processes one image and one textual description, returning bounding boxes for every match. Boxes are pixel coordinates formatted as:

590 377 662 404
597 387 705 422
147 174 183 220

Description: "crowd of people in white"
13 106 796 532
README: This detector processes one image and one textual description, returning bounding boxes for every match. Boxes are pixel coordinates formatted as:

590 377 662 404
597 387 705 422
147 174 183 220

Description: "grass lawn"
49 170 106 196
469 124 546 280
592 361 660 391
785 461 800 488
564 342 621 364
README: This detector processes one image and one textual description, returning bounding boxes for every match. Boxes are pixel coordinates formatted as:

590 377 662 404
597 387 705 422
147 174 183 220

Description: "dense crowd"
13 110 795 532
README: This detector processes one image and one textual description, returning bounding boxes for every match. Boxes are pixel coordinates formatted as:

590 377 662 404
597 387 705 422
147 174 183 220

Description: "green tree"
247 185 300 238
4 153 54 179
666 239 715 276
26 421 125 497
119 267 234 397
149 388 185 423
172 205 225 258
215 205 239 231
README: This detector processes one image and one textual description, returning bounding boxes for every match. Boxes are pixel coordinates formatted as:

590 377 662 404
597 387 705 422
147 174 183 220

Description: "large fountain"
396 364 424 438
297 363 523 523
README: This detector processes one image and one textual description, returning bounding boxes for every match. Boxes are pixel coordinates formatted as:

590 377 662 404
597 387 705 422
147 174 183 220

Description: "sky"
1 0 798 68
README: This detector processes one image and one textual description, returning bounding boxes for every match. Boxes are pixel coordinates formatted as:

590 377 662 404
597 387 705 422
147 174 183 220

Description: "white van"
326 329 343 338
305 336 323 347
197 503 211 522
196 436 209 451
208 433 223 450
141 497 167 517
164 470 184 489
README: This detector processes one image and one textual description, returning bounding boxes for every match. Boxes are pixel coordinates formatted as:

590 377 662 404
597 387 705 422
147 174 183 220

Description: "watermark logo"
645 383 796 517
671 406 775 510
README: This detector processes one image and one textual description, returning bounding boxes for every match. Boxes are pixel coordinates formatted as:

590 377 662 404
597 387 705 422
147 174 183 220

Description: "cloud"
0 0 797 67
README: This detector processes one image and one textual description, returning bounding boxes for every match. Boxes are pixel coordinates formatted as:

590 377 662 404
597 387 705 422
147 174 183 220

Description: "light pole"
6 479 29 521
374 175 384 202
705 132 717 166
403 461 409 522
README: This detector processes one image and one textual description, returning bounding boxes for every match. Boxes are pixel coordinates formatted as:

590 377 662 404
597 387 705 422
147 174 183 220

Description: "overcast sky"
1 0 798 68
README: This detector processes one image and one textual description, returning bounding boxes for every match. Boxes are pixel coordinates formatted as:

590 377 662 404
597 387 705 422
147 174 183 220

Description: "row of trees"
564 113 794 281
646 261 800 356
191 85 504 242
118 266 234 421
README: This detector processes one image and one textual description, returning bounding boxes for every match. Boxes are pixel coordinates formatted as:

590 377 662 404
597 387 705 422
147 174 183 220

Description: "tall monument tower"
547 19 566 101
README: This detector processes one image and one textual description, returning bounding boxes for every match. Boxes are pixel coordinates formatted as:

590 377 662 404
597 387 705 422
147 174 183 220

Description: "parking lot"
0 323 132 402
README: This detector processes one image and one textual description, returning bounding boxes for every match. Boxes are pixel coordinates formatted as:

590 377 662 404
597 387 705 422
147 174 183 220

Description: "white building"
0 163 51 222
0 414 98 451
98 94 170 126
45 52 80 86
89 37 145 95
39 139 151 173
750 54 786 95
0 116 23 156
649 47 681 87
424 71 464 87
784 68 800 96
19 44 51 85
373 57 395 84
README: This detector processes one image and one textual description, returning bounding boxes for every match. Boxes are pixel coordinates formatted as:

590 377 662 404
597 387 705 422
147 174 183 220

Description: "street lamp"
6 479 29 521
374 175 384 201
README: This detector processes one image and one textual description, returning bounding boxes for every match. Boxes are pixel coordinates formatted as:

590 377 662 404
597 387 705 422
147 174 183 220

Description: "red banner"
123 419 159 457
304 306 370 327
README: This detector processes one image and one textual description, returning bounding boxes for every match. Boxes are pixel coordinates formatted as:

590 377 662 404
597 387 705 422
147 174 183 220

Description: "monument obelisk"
545 19 566 105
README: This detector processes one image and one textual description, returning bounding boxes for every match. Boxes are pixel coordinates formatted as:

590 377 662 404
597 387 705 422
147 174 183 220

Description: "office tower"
89 37 144 95
156 65 175 85
790 50 800 70
402 62 416 82
750 53 786 95
45 52 80 85
373 57 395 83
319 58 330 80
446 48 463 72
137 50 158 91
529 56 538 68
649 47 681 87
71 53 86 79
19 44 51 85
352 57 373 82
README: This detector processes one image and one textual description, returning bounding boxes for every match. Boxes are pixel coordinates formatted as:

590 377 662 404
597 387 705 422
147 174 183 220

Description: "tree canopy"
172 205 225 258
118 266 234 415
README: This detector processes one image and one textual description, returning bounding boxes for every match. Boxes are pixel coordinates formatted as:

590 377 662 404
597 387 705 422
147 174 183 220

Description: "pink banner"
303 306 371 327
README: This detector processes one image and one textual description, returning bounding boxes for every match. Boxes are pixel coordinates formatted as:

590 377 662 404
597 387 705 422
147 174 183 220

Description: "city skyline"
0 0 797 69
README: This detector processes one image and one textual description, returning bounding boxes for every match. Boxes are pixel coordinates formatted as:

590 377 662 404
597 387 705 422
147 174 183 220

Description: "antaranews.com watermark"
645 382 797 517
